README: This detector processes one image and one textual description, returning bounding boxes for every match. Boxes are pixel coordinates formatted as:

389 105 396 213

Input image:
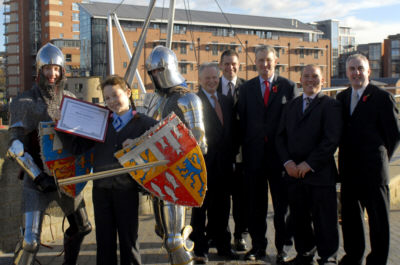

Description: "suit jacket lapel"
266 75 279 107
198 89 223 129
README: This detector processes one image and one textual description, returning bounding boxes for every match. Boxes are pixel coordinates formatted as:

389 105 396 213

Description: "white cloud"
343 16 400 44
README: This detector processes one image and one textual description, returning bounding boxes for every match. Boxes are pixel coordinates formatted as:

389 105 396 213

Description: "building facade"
384 34 400 78
3 0 83 98
357 42 383 78
80 2 330 93
312 19 356 78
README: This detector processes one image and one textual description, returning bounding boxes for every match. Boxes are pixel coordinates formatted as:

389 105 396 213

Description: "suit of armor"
139 46 206 265
8 43 92 265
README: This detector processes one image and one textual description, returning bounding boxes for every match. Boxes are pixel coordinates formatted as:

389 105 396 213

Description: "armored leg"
13 211 44 265
63 205 92 265
154 198 194 265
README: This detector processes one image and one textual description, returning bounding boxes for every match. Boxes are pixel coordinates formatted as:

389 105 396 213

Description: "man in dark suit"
237 45 298 262
190 63 238 264
277 64 342 265
216 49 248 251
337 54 400 265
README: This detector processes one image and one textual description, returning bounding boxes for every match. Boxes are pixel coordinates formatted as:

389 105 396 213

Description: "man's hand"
284 160 299 178
297 162 312 178
34 172 57 193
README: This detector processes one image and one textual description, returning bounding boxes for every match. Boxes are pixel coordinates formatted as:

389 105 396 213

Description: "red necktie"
211 94 224 125
264 80 270 106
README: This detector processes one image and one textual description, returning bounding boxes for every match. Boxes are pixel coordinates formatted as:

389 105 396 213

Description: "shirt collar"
112 107 134 131
352 84 367 98
259 74 274 85
303 92 318 100
221 75 237 87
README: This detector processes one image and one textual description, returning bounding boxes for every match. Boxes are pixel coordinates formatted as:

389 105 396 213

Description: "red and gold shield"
114 113 207 207
39 122 93 198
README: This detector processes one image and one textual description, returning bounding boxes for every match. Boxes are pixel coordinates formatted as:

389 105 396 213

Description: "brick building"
3 0 83 97
80 2 331 93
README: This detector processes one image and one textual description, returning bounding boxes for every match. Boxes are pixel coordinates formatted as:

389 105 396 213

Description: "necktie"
228 82 234 99
211 94 224 125
350 91 359 115
304 97 312 112
113 116 123 131
264 80 270 106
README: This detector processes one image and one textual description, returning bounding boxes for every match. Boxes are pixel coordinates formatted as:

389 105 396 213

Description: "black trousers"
231 162 249 239
288 180 338 263
190 179 231 255
93 186 141 265
340 183 390 265
245 166 293 252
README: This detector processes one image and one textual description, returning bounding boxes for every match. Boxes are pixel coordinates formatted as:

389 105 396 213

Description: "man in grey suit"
277 64 342 265
337 54 400 265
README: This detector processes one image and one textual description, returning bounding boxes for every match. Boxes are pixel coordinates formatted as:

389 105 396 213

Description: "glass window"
45 0 49 5
72 3 79 11
59 0 63 6
59 22 64 27
314 48 319 59
299 47 304 58
66 54 72 62
180 44 187 54
73 24 79 32
123 62 127 68
179 64 187 74
133 41 137 47
72 13 79 21
73 34 79 39
92 98 99 104
212 45 218 56
60 33 64 38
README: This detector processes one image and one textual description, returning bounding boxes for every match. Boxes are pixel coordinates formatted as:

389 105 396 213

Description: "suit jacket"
197 88 234 187
237 75 298 173
217 77 246 105
217 76 246 160
276 93 342 186
337 84 400 185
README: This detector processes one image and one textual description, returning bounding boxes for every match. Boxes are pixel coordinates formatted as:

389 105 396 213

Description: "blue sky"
1 0 400 51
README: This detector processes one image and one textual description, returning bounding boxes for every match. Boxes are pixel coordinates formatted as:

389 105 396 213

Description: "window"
299 47 304 58
73 34 79 39
123 62 127 68
180 44 187 54
60 33 64 38
72 24 79 32
59 0 63 6
212 45 218 56
180 64 187 74
45 11 49 16
314 49 319 59
190 44 193 51
92 98 99 104
66 54 72 62
74 83 83 93
59 11 63 16
45 0 49 5
72 13 79 21
133 41 137 47
72 3 79 11
59 22 64 28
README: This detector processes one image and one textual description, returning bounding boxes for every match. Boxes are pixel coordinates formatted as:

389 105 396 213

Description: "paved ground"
1 209 400 265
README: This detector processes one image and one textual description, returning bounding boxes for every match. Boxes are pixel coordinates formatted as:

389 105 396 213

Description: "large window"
72 13 79 21
180 44 187 54
72 24 79 32
66 54 72 62
72 3 79 11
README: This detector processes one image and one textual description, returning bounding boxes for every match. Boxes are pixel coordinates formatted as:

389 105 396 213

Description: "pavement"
2 209 400 265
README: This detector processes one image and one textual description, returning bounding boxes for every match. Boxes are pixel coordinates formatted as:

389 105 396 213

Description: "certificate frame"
56 96 110 142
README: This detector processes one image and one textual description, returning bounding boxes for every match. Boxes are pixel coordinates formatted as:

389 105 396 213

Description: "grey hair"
198 62 220 77
255 45 277 58
346 53 369 69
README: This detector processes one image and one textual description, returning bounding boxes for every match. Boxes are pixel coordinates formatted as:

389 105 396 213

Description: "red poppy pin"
362 95 369 102
272 85 278 93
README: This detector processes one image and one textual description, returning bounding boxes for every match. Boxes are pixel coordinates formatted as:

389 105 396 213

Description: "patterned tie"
350 91 359 115
211 94 224 125
264 80 270 106
228 81 234 99
304 97 312 112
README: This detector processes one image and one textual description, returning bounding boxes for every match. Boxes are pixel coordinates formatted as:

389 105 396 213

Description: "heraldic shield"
39 121 94 197
114 113 207 207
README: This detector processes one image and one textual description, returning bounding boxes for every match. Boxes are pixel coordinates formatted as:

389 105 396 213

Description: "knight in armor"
140 45 207 265
8 43 92 265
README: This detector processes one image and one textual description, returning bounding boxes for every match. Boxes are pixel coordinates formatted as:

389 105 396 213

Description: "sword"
52 160 169 196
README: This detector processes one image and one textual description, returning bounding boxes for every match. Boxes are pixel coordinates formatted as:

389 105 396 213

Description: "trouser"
231 162 249 239
93 187 141 265
340 183 390 265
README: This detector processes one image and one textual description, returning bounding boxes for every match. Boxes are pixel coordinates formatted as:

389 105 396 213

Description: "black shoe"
218 248 239 260
194 253 208 264
234 238 248 251
276 251 290 264
244 248 266 261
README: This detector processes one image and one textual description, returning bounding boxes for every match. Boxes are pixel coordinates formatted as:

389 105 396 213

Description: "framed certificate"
56 96 110 142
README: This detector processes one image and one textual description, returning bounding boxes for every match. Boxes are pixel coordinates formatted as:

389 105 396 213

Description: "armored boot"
63 206 92 265
13 211 44 265
155 198 194 265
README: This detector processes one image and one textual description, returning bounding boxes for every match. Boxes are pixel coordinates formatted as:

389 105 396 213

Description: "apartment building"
80 2 331 93
384 34 400 78
3 0 83 97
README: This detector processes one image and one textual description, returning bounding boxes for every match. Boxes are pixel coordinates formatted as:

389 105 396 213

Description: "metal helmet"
145 45 185 89
36 43 65 73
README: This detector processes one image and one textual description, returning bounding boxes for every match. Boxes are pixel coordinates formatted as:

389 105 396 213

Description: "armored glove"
34 172 57 193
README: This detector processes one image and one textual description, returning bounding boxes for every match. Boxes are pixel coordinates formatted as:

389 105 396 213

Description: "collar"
302 93 318 100
221 75 237 87
351 84 367 99
259 74 274 85
112 107 135 131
